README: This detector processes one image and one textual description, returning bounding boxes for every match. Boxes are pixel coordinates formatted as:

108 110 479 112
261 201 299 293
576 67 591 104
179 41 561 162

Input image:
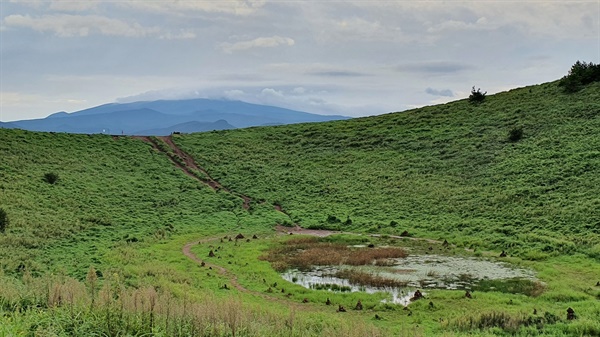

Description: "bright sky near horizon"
1 0 599 122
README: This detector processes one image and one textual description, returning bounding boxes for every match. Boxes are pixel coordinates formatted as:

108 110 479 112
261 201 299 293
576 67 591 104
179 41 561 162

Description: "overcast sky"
1 0 599 122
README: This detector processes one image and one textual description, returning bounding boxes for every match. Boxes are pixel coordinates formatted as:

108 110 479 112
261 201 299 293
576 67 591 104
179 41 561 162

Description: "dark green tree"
559 60 600 93
469 86 486 104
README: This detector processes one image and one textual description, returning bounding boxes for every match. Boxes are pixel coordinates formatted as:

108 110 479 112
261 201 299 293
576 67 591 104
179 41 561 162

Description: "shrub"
559 60 600 93
0 208 8 233
469 86 486 104
43 172 59 185
508 127 523 142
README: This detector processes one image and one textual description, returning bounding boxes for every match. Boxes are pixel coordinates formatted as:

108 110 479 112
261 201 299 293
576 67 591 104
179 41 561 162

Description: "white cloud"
427 17 492 33
159 30 196 40
2 14 197 39
260 88 285 99
291 87 306 95
219 35 295 54
3 14 160 37
122 0 266 16
49 0 98 12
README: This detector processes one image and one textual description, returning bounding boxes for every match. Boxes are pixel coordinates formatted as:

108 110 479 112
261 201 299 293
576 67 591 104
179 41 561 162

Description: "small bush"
469 86 486 104
0 208 8 233
43 172 59 185
508 127 523 142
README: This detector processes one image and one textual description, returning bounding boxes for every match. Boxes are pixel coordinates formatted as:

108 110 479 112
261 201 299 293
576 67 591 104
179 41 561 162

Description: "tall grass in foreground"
0 274 385 336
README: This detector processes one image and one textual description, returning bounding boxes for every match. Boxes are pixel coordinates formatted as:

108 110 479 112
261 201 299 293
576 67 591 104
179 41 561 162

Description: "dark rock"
410 290 423 301
235 233 245 239
208 250 215 257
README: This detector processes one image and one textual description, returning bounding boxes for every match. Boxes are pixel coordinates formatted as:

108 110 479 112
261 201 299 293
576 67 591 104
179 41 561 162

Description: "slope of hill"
175 80 600 259
1 78 600 337
8 99 350 135
0 130 287 276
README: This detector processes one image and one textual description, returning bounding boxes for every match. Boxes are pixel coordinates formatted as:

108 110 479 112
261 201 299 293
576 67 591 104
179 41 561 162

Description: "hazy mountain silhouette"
7 99 349 135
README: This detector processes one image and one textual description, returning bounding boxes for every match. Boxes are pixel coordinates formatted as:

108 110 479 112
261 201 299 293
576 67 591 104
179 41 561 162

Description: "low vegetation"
1 64 599 335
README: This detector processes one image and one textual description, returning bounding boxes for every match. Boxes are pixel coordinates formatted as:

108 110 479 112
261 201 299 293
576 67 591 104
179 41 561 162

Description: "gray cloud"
397 61 473 74
0 1 596 121
425 88 454 97
3 14 195 39
308 70 369 77
219 35 294 54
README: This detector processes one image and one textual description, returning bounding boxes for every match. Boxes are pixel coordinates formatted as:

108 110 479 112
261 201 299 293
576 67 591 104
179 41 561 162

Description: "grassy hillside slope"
1 78 599 336
176 80 600 259
0 131 286 277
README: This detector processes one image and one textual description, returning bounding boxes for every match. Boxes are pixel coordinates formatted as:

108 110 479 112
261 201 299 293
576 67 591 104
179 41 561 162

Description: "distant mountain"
7 99 350 135
0 121 16 129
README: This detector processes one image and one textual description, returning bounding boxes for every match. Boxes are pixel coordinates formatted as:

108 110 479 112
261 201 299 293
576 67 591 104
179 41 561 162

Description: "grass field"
0 77 599 336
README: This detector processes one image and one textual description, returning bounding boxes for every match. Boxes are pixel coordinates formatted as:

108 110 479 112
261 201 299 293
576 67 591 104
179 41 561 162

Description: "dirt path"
135 135 252 209
182 238 248 293
182 237 322 310
276 225 444 244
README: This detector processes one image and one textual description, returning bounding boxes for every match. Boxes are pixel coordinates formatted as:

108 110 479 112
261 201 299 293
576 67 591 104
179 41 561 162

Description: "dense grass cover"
176 80 600 259
0 130 286 277
1 77 599 336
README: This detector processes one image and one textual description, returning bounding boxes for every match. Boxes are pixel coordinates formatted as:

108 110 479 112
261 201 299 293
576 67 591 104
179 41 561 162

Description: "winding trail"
182 238 248 293
135 134 447 307
182 236 323 310
136 135 253 209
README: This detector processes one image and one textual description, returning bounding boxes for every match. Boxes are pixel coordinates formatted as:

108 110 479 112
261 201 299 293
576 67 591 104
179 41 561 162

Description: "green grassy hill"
1 78 599 336
176 80 600 259
0 131 286 277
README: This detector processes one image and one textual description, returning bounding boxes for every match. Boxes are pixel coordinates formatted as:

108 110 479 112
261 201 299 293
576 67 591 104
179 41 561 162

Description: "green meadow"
0 77 599 336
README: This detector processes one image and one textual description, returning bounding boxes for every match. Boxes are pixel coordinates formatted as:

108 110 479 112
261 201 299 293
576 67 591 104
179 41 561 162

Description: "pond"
281 254 536 306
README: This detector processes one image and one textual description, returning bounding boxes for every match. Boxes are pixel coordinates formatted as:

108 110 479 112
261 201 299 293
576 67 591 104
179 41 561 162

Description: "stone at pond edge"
410 290 423 301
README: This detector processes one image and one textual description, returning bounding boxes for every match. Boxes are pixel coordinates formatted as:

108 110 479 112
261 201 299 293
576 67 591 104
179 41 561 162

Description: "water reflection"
280 254 536 306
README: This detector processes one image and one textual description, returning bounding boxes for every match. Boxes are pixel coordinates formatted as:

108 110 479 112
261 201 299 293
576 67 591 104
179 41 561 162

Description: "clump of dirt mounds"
260 236 408 272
